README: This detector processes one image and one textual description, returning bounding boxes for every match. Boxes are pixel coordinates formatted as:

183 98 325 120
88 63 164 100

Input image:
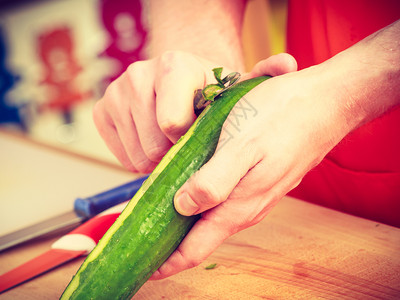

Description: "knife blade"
0 201 127 294
0 175 149 252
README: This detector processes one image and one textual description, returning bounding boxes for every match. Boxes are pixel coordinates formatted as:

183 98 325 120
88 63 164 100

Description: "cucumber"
61 72 270 299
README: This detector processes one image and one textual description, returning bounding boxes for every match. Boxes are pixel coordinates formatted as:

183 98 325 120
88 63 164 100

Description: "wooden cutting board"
1 196 399 299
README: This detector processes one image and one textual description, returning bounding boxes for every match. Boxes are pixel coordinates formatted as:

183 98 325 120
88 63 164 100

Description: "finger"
101 76 157 173
149 215 232 280
126 61 173 162
150 141 306 280
244 53 298 79
93 100 138 172
221 162 291 226
233 174 303 226
155 52 205 143
150 168 303 280
174 132 262 216
113 111 158 173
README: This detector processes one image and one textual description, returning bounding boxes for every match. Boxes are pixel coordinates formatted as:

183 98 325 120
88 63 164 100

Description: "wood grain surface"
1 197 399 300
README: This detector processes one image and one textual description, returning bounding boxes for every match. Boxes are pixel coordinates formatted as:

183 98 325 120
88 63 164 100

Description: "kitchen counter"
1 196 399 299
1 129 399 299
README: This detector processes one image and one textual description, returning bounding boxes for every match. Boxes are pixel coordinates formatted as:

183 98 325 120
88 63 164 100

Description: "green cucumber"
61 72 270 299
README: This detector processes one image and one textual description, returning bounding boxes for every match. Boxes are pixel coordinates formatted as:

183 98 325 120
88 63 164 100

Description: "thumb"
244 53 298 79
174 139 259 216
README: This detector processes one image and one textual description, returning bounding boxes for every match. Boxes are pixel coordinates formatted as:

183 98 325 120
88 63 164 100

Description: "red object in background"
0 202 126 294
38 27 91 118
287 0 400 227
99 0 147 86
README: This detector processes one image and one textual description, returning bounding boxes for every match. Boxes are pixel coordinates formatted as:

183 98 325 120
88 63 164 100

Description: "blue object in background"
0 26 25 130
74 175 149 218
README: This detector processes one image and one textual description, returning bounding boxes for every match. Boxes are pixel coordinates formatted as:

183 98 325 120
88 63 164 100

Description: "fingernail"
174 190 198 216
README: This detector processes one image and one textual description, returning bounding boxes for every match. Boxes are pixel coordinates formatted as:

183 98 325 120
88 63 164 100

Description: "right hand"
93 51 220 173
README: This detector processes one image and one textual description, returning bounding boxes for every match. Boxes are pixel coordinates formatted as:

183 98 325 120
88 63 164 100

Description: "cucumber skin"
61 76 270 300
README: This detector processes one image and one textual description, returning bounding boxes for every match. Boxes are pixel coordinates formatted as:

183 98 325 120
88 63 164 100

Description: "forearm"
145 0 247 71
326 19 400 133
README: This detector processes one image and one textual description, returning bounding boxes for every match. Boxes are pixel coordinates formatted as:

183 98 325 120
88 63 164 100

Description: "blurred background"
0 0 286 165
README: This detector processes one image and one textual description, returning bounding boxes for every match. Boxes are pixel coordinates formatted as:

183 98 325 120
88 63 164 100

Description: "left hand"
148 53 348 280
151 20 400 279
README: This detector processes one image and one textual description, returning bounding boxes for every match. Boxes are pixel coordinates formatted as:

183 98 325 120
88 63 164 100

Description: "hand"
93 51 226 173
150 54 356 280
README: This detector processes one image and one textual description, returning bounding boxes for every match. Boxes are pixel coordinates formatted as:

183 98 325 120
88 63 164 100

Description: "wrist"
145 0 246 71
321 20 400 135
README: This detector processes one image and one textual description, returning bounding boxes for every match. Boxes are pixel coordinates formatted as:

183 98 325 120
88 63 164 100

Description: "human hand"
93 51 231 173
151 53 357 280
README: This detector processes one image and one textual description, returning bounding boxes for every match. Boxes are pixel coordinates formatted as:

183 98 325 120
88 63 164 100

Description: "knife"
0 201 128 294
0 175 149 252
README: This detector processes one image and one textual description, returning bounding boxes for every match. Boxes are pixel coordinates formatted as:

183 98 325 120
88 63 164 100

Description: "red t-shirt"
286 0 400 227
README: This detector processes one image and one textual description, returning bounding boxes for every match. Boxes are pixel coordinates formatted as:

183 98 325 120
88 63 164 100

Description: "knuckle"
134 158 154 174
185 257 201 269
202 212 241 238
102 81 122 111
158 51 184 73
145 144 167 162
223 220 241 237
125 62 147 102
177 249 202 269
122 161 138 173
158 116 187 138
191 175 223 207
126 60 146 77
126 61 146 84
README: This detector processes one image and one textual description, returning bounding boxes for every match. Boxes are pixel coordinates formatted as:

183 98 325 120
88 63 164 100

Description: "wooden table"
1 196 399 299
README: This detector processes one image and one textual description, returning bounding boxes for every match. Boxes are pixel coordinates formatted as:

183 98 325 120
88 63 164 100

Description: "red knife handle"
51 202 127 253
71 213 120 243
